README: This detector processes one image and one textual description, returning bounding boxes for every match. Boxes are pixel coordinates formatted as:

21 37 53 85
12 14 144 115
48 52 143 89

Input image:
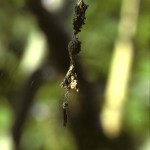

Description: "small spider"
70 76 79 92
61 64 79 92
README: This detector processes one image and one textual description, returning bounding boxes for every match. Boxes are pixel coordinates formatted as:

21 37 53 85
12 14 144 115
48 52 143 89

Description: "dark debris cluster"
61 0 88 92
73 1 88 35
61 0 88 127
68 36 81 58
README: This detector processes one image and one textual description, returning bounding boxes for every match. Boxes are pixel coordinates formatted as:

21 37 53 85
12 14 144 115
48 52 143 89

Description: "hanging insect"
62 101 68 126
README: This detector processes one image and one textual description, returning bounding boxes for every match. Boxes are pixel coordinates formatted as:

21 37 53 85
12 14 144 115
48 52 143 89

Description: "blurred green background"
0 0 149 150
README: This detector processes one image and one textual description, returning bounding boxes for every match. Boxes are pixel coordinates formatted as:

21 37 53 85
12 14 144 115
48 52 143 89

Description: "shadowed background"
0 0 149 150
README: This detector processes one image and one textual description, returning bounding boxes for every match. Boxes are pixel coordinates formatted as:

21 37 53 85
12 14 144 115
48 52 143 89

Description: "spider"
70 75 79 92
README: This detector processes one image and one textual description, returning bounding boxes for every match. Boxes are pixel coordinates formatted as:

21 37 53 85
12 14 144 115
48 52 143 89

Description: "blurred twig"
12 69 43 150
12 0 71 149
101 0 140 138
26 0 70 72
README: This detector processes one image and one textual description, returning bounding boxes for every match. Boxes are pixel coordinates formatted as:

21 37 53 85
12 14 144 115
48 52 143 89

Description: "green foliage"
0 0 149 149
